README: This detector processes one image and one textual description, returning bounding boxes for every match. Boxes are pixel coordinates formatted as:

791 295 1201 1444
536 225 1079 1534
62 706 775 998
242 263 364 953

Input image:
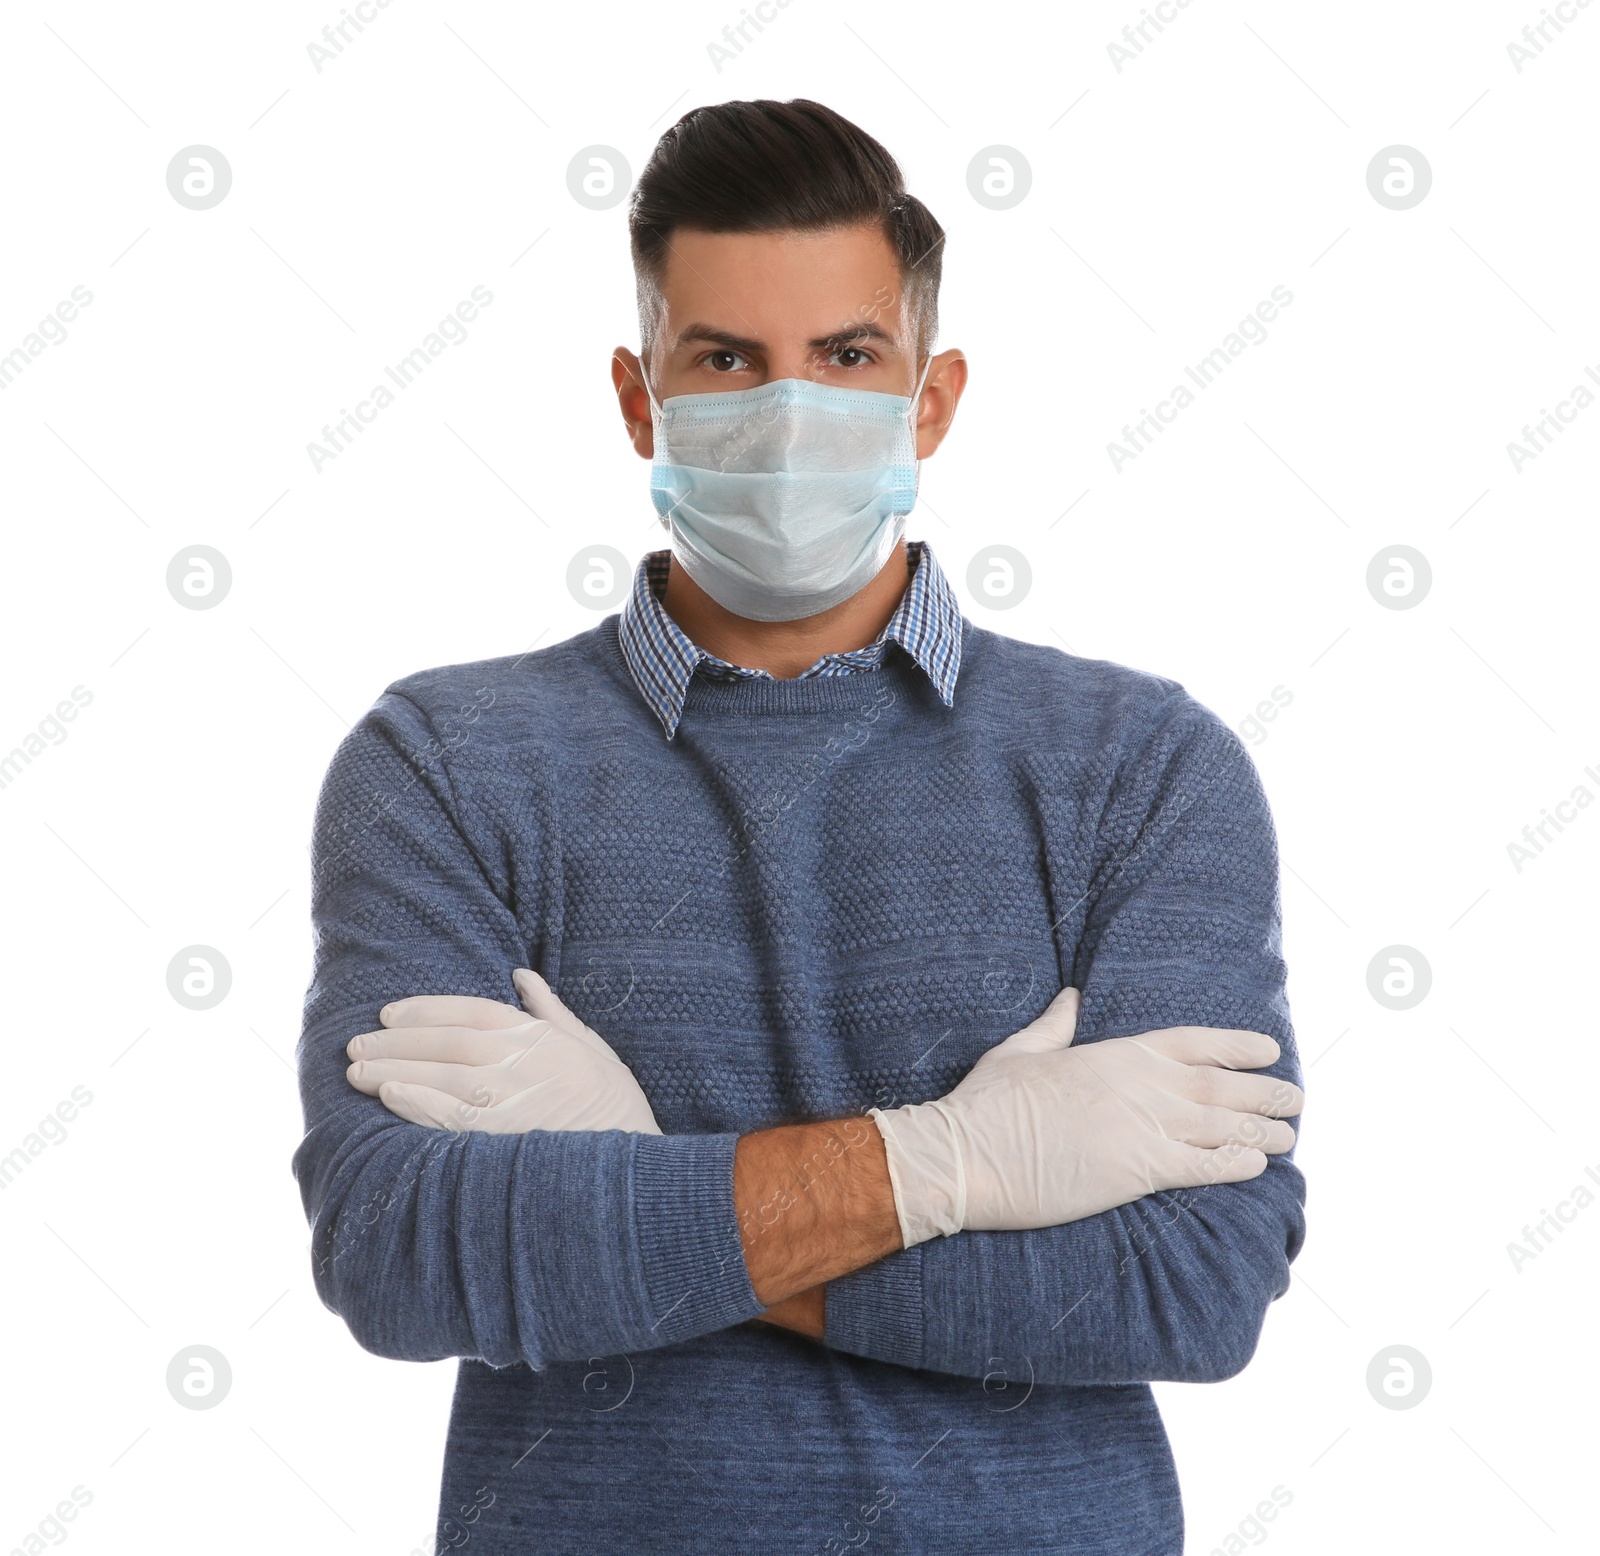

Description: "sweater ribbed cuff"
631 1132 764 1346
824 1243 926 1371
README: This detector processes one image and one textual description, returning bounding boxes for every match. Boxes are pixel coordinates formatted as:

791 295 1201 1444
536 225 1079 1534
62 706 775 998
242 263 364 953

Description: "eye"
705 349 748 373
832 344 873 369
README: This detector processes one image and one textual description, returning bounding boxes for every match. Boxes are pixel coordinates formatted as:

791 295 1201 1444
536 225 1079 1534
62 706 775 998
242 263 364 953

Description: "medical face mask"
643 355 933 622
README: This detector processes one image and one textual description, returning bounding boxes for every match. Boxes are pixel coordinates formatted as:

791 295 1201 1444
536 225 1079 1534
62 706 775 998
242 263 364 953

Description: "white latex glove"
344 966 663 1135
869 988 1304 1248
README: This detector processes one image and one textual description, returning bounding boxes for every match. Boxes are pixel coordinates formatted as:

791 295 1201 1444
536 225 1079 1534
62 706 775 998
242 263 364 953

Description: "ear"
914 348 967 460
612 348 655 459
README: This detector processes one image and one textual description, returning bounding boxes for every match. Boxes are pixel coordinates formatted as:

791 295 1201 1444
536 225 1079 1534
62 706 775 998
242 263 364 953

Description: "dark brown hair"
629 98 944 357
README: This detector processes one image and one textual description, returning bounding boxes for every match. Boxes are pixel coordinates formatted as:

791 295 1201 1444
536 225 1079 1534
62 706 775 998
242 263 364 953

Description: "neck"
660 543 913 678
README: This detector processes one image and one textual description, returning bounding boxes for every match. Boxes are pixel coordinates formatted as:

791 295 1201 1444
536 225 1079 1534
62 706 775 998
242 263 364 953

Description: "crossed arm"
350 975 903 1335
295 688 1306 1384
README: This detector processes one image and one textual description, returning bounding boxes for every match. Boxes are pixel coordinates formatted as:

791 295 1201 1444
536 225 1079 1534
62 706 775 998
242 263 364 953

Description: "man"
294 98 1306 1554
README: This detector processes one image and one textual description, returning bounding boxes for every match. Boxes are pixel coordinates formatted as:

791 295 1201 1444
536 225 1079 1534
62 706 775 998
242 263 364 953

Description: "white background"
1 2 1595 1552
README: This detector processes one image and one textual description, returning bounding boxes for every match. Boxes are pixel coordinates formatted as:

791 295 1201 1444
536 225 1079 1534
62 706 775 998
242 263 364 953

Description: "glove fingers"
380 1077 663 1137
1158 1139 1271 1190
1169 1103 1297 1155
376 1079 477 1132
513 968 625 1061
991 987 1081 1055
1126 1026 1281 1071
377 1080 535 1134
379 994 530 1030
350 1052 555 1108
348 1022 549 1066
1174 1064 1305 1119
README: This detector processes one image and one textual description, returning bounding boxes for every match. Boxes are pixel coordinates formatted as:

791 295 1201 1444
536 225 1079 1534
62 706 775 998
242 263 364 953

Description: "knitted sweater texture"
293 614 1306 1555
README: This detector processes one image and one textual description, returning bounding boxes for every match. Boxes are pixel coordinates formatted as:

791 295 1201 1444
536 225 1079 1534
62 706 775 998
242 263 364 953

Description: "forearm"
827 1151 1306 1383
768 1154 1303 1368
298 1016 765 1368
827 966 1306 1379
733 1115 901 1307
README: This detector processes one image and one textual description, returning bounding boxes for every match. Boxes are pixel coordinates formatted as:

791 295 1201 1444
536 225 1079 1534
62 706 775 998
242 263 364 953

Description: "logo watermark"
565 147 630 210
966 146 1031 210
166 146 231 210
1366 1344 1431 1409
166 1345 232 1409
566 546 632 610
1365 145 1431 210
1365 545 1431 610
1366 945 1431 1010
167 546 232 610
966 545 1032 609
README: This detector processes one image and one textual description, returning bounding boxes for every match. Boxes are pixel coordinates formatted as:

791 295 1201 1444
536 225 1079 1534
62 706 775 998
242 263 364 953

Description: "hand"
869 988 1304 1248
344 967 663 1135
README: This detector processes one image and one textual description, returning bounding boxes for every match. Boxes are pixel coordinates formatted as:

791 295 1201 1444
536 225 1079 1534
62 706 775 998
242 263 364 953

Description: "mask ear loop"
907 351 935 443
908 351 934 433
638 351 664 420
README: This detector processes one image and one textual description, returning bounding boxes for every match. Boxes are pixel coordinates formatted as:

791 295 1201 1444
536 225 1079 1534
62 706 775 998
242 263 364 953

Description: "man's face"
612 223 964 461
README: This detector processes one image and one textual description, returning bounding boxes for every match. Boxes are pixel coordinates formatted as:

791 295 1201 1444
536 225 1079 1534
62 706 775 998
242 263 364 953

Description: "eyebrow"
674 319 899 354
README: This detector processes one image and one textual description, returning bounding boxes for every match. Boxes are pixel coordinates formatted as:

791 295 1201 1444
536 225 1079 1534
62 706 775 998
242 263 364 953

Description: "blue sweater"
293 615 1306 1555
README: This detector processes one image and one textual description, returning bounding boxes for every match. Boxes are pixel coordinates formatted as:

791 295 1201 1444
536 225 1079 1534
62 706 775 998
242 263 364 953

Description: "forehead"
656 224 906 338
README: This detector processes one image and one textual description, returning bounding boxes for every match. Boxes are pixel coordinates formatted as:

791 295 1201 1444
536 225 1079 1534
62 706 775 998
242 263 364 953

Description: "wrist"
754 1284 826 1339
869 1102 966 1248
733 1115 900 1305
